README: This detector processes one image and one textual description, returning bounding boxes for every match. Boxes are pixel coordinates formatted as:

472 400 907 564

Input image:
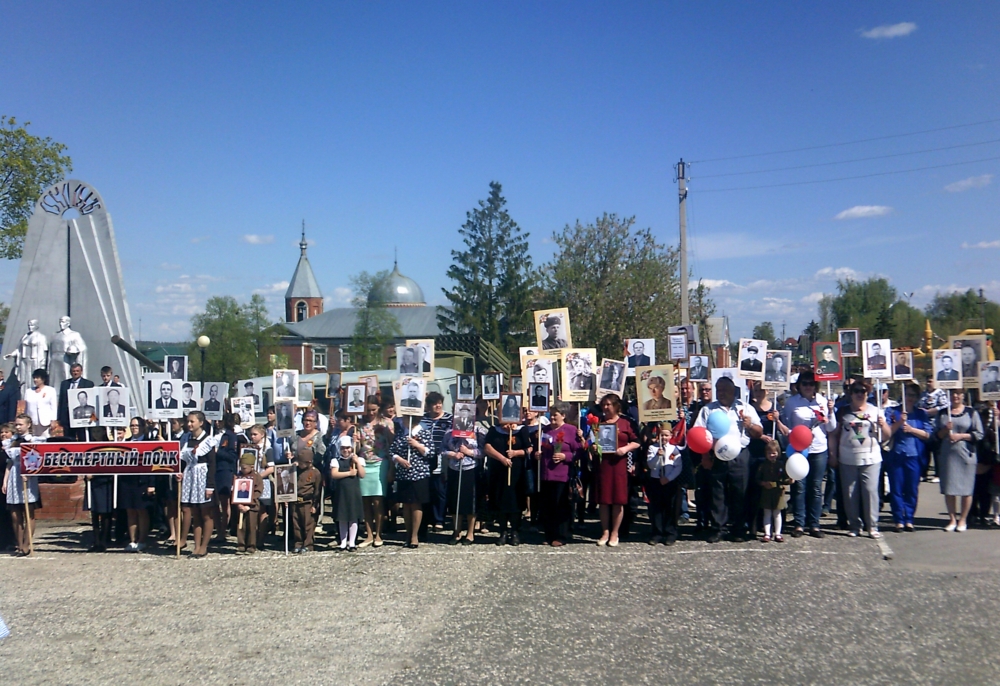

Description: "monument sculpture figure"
49 316 88 387
4 319 49 390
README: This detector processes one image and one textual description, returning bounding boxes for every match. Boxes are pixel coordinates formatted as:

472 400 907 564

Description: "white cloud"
961 240 1000 249
860 22 917 39
800 292 826 304
814 267 860 281
944 174 993 193
325 287 353 307
159 262 181 271
242 234 275 245
700 278 742 290
834 205 893 220
253 280 290 295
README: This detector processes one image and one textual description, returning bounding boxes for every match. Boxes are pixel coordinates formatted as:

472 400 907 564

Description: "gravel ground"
1 485 998 685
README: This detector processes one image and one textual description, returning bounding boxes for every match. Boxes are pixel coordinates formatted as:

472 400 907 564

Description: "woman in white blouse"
23 369 57 438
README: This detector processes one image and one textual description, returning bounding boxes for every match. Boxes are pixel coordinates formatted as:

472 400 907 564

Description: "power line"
690 117 1000 164
695 138 1000 179
695 155 1000 193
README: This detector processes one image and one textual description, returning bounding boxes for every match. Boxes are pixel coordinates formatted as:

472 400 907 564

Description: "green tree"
925 288 1000 356
540 213 687 361
0 300 8 344
817 294 836 336
348 270 402 371
1 116 73 259
828 277 921 345
245 293 279 377
803 320 821 346
751 321 782 349
690 279 717 355
188 296 277 383
438 182 536 353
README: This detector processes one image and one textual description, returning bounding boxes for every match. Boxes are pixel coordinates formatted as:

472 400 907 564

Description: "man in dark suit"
155 381 178 409
600 362 624 392
242 382 260 407
893 353 912 378
937 355 959 381
204 384 222 413
530 384 548 409
983 365 1000 393
740 345 762 373
867 343 887 371
627 341 650 368
181 383 198 410
102 388 126 418
401 383 422 408
58 363 95 438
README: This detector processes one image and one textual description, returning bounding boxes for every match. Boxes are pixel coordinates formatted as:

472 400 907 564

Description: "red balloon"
688 426 713 454
789 425 813 452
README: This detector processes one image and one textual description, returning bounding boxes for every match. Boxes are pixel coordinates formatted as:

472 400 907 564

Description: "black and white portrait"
165 355 187 381
99 386 130 428
950 335 986 388
238 379 261 411
345 383 368 415
510 375 523 394
481 373 502 400
737 338 766 382
500 392 521 423
397 346 421 374
273 369 299 400
69 387 100 429
892 351 914 382
687 355 709 380
407 339 435 377
452 402 475 437
528 383 550 412
456 374 476 401
398 377 426 417
763 351 792 391
838 328 859 357
979 362 1000 400
534 308 573 353
231 396 255 428
274 399 295 437
862 339 892 379
202 382 228 421
519 346 540 369
597 359 626 397
524 358 555 390
624 339 655 375
180 381 202 413
597 423 618 454
298 381 314 405
148 379 183 420
360 375 379 400
933 349 962 389
562 349 596 402
326 373 342 399
273 464 297 504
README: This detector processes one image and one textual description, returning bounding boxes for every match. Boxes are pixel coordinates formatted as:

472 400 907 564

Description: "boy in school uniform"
235 452 263 554
293 447 323 553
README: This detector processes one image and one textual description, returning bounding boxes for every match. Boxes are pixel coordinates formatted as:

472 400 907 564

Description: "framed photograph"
397 376 426 417
406 339 435 378
523 358 556 395
862 339 892 379
838 328 860 358
297 381 315 406
274 399 296 437
481 373 502 401
202 382 228 421
737 338 767 381
499 392 522 424
165 355 188 381
763 351 792 391
232 475 255 505
452 401 476 438
510 375 523 394
667 333 687 361
456 374 476 401
273 464 297 504
519 346 540 369
345 383 368 415
979 361 1000 401
597 422 618 454
180 381 202 414
528 382 550 412
812 342 842 382
623 339 655 376
273 369 299 400
949 335 987 388
325 372 343 400
396 345 422 375
687 355 710 381
147 379 183 420
237 379 262 413
230 396 256 429
358 374 379 399
710 368 750 403
98 386 131 428
534 308 572 356
933 349 963 390
68 387 100 429
892 351 914 382
596 359 627 398
561 348 597 402
636 365 677 423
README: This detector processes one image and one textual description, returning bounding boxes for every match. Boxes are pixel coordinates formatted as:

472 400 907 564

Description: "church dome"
369 263 425 307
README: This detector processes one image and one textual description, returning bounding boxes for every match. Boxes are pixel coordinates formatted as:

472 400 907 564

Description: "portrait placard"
452 402 476 438
636 365 677 423
838 328 860 358
344 383 368 415
528 382 550 412
534 308 572 357
98 386 131 428
359 374 379 399
481 373 502 401
179 381 201 415
523 358 556 398
561 348 597 402
298 381 314 406
510 375 523 394
165 355 188 381
201 382 228 421
231 396 256 429
456 374 476 401
406 339 435 378
737 338 767 381
519 347 540 369
396 345 422 375
274 399 295 437
891 351 914 381
763 351 792 391
596 359 627 398
273 464 297 504
232 477 255 505
273 369 299 400
68 387 100 429
597 423 618 454
949 335 987 388
623 339 655 376
667 333 687 361
499 392 521 424
325 373 342 398
979 361 1000 400
237 379 262 413
812 342 842 382
147 379 183 420
397 376 426 417
687 355 710 381
710 368 750 403
862 339 892 379
933 349 963 390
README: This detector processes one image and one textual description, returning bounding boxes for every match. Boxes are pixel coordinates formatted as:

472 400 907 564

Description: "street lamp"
197 335 210 382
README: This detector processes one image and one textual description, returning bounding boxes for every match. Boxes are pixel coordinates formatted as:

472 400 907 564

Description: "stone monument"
3 318 49 387
3 180 143 405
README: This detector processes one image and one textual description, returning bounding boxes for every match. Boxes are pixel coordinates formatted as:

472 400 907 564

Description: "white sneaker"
125 542 138 552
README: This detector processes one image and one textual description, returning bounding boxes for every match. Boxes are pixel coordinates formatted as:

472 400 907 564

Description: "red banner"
19 441 182 476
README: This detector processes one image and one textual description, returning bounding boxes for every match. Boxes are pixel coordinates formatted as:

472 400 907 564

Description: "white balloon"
786 452 810 481
713 433 742 461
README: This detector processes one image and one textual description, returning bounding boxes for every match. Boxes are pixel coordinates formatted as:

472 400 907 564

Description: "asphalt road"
1 482 997 685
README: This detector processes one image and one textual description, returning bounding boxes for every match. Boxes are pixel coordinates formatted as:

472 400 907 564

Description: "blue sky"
2 2 998 342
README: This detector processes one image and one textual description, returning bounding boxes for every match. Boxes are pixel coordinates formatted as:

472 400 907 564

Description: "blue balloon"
706 410 731 438
787 443 809 458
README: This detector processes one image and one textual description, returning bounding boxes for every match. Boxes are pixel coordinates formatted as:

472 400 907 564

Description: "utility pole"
979 288 987 334
676 159 689 325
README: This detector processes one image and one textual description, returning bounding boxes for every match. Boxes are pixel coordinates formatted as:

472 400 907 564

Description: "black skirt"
87 476 115 514
447 468 476 515
396 477 430 504
117 476 150 511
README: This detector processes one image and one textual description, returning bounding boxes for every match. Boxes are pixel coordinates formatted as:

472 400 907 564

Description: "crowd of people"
2 360 999 557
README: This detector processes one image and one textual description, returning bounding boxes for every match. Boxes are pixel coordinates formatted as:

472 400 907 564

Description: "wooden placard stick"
507 426 513 486
23 476 33 556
